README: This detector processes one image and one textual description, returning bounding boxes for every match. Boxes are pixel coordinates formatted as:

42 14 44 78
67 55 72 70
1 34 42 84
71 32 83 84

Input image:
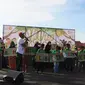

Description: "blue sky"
0 0 85 42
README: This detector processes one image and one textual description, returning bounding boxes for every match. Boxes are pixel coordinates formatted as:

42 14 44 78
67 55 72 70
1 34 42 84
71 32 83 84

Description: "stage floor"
0 69 85 85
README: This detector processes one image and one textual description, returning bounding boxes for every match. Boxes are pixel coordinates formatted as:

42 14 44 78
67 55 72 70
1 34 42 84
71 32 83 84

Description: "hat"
19 32 24 36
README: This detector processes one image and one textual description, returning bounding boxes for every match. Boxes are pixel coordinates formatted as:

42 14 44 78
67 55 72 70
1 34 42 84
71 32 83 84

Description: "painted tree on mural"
25 27 56 44
26 27 41 44
3 26 25 39
3 25 75 49
41 28 56 42
55 29 75 50
56 29 75 41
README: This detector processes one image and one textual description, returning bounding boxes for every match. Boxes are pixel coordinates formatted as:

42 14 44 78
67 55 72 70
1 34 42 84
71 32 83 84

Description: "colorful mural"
3 25 75 50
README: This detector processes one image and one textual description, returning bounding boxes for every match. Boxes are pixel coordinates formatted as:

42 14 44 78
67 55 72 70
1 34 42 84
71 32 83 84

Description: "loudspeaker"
3 70 24 85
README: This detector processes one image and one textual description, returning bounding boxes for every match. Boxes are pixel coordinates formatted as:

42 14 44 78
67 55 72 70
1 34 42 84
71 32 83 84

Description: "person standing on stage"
16 32 28 71
45 41 51 53
36 43 45 73
78 46 85 72
63 43 74 72
0 37 4 69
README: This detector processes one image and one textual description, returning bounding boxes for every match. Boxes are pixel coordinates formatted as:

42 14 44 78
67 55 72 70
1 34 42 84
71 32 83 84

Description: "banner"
4 48 16 57
3 25 75 50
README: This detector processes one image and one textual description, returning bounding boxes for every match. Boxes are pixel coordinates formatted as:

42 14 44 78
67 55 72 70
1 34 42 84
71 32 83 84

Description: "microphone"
24 35 29 41
23 32 29 41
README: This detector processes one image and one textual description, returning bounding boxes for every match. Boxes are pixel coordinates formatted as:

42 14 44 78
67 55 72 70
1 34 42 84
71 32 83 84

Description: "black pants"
36 62 44 72
64 58 74 72
79 61 85 72
32 56 36 69
16 52 23 71
59 62 64 71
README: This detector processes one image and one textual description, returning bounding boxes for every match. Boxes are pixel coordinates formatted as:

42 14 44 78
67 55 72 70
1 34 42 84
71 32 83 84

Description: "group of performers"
32 40 85 73
0 32 85 73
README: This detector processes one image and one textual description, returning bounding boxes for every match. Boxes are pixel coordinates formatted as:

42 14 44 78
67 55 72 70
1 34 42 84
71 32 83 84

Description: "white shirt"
16 38 25 54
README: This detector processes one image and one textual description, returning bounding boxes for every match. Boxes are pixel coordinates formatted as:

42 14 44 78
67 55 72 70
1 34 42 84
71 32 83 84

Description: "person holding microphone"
16 32 28 71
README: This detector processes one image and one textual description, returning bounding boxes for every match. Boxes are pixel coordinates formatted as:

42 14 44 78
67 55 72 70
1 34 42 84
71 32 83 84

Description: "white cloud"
0 0 67 23
29 0 67 6
0 0 67 37
2 12 54 25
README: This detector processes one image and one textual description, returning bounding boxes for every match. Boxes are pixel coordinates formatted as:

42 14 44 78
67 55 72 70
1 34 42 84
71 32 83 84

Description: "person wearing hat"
16 32 28 71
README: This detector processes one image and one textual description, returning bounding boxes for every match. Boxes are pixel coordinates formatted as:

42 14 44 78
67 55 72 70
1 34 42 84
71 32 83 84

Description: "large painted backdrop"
3 25 75 50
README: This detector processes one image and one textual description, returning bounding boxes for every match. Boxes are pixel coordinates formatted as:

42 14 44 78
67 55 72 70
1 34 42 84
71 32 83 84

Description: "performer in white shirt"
16 32 28 71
